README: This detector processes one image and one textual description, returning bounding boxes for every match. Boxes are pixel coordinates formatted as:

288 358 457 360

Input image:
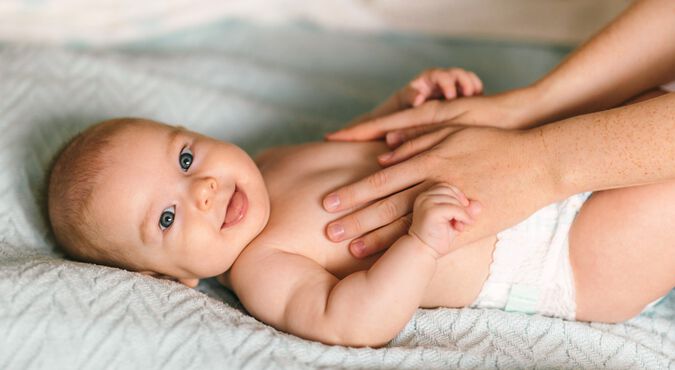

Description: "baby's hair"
47 117 145 270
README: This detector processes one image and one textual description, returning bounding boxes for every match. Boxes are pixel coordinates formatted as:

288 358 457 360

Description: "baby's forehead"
89 122 180 225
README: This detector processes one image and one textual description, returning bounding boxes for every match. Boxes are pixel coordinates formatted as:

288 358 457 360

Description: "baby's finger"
468 71 484 95
446 184 469 207
424 183 469 207
410 77 433 98
455 71 475 96
422 183 461 197
412 94 425 107
423 196 475 224
467 199 483 217
431 71 459 100
433 203 475 225
452 220 469 232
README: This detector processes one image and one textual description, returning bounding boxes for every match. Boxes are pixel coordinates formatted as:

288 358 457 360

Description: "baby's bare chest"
254 141 387 278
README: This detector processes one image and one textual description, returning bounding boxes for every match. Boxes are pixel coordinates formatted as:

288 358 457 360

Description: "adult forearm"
526 0 675 125
537 92 675 197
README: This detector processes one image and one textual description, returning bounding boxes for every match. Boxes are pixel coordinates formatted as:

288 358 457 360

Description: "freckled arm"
537 92 675 197
524 0 675 125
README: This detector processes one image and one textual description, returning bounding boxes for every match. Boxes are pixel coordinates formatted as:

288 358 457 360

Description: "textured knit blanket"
0 21 672 369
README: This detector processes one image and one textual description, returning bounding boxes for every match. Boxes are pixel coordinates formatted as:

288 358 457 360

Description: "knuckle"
417 151 440 173
338 187 355 206
402 139 416 154
350 215 364 234
377 199 400 220
362 232 381 252
368 170 389 189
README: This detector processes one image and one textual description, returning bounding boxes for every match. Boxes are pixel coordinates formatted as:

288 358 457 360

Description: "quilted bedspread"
0 21 672 369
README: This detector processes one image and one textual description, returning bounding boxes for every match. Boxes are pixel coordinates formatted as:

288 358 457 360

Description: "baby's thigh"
569 181 675 322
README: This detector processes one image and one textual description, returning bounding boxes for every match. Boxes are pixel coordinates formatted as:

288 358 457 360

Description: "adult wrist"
495 86 551 129
515 127 569 207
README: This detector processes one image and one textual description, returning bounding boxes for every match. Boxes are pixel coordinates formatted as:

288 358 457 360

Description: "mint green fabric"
505 284 540 314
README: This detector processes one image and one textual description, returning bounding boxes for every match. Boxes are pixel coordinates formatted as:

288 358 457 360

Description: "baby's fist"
409 184 477 257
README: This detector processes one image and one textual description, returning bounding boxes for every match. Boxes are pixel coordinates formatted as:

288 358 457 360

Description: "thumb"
467 199 482 217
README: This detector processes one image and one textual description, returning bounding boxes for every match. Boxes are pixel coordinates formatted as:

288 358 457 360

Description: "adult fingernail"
351 240 365 256
327 223 345 240
324 193 340 211
378 152 393 162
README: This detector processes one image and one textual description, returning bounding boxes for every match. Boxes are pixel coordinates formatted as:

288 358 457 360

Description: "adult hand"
326 87 543 147
323 126 560 258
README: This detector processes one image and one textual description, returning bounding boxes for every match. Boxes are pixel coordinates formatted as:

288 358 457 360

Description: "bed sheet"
0 21 672 369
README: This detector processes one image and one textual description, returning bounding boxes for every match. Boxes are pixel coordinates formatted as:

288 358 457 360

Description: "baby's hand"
408 183 477 257
339 67 483 130
404 67 483 107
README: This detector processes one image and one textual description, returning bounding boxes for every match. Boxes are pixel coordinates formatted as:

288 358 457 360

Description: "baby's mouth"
221 186 248 229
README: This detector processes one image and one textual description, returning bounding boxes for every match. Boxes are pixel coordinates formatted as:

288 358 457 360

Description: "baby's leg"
570 181 675 322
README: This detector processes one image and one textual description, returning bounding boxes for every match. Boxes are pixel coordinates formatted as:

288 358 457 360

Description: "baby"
47 68 673 347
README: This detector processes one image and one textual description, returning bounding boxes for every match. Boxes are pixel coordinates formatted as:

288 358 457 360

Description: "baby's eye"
179 146 193 172
159 206 175 230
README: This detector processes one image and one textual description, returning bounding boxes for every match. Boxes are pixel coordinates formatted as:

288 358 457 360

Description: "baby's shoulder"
228 242 322 291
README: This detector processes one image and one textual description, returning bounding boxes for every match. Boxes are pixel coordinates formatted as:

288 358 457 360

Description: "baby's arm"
231 184 474 347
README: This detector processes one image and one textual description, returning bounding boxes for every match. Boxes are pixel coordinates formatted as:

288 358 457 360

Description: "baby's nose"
192 177 218 210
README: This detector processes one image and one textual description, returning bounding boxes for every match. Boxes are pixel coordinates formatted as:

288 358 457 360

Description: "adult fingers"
323 156 431 213
379 127 456 165
384 123 448 148
325 184 424 242
325 100 452 142
348 213 412 258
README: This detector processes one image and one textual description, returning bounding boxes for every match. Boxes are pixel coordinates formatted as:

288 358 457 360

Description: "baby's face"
90 121 270 280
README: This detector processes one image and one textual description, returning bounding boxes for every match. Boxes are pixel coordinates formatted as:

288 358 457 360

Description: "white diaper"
471 192 592 320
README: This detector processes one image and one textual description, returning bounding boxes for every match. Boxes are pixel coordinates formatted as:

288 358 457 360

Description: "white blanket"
0 21 672 369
